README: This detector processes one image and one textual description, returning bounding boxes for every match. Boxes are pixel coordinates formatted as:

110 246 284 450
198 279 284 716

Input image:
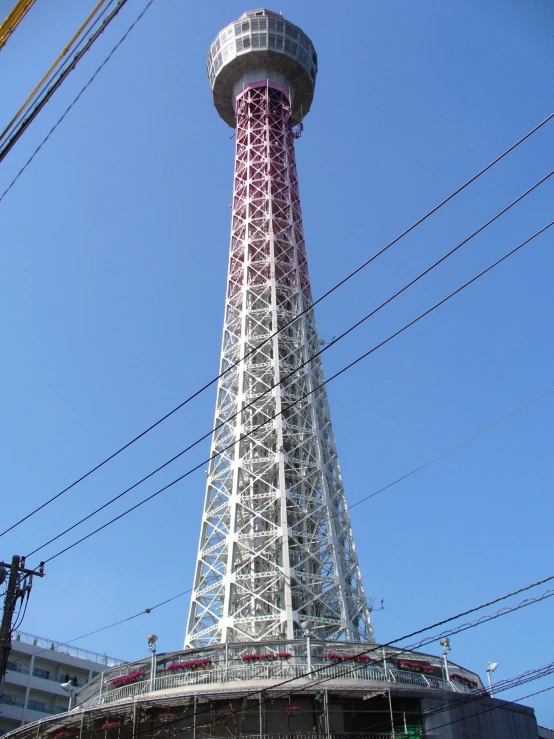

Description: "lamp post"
301 620 313 676
148 634 158 693
439 638 451 684
60 681 77 710
486 662 498 697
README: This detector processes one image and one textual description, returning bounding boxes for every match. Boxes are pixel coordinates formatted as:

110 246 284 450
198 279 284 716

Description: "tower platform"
0 643 538 739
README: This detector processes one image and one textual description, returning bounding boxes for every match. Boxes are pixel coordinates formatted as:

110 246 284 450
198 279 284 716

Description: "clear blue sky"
1 0 553 727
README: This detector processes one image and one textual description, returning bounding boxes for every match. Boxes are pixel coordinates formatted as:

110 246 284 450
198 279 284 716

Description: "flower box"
325 652 372 664
241 652 291 663
101 723 120 730
396 659 433 673
324 652 344 661
285 706 301 714
450 673 478 688
109 671 145 687
166 658 212 671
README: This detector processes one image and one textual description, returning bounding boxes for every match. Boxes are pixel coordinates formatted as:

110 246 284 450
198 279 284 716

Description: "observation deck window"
250 18 267 30
268 17 284 32
268 33 283 50
285 23 299 39
251 33 267 48
284 38 298 55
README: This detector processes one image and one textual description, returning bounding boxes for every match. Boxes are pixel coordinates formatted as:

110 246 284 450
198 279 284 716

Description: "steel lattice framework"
185 83 373 648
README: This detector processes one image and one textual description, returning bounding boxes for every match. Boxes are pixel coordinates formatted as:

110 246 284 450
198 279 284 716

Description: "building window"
32 668 50 680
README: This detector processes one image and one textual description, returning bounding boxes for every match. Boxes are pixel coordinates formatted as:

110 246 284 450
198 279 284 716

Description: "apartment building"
0 631 123 734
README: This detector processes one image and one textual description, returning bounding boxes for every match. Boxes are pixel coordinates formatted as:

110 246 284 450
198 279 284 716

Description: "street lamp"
301 620 313 676
486 661 498 697
439 638 451 684
60 681 77 710
148 634 158 692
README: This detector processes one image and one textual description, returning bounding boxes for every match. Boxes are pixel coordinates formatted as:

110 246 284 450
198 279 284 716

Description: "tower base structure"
0 641 541 739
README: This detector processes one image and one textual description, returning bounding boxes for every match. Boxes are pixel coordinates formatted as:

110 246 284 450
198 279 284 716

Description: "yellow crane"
0 0 36 51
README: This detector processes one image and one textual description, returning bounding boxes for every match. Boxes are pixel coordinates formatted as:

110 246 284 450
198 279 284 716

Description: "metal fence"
12 632 124 667
83 661 471 709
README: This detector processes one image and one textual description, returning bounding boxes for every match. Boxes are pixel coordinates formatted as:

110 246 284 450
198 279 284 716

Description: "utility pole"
0 555 45 692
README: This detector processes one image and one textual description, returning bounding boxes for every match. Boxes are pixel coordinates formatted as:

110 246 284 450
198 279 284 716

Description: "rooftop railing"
11 632 125 667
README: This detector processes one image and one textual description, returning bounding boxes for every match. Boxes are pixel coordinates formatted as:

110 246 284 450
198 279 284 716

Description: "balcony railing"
82 661 474 709
6 663 30 675
74 640 482 711
0 695 25 708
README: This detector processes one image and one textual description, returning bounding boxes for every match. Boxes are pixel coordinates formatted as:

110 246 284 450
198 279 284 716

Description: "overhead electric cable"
271 588 554 702
0 0 156 206
23 172 554 557
75 582 554 739
5 587 193 671
0 0 129 164
2 108 553 539
0 0 117 147
407 685 554 738
0 0 36 51
350 385 553 509
352 666 554 737
30 217 553 564
7 572 554 735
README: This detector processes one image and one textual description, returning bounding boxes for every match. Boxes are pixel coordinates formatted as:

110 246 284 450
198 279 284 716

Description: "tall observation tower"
185 8 373 649
12 12 525 739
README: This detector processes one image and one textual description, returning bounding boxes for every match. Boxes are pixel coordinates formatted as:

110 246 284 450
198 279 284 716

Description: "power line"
350 385 553 509
73 580 554 739
0 0 123 158
2 106 553 539
23 168 554 557
0 0 156 206
5 588 193 671
277 588 554 702
7 571 553 738
351 666 554 737
408 684 554 738
30 217 554 564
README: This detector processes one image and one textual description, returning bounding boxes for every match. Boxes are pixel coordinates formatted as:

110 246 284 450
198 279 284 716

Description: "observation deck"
207 9 317 126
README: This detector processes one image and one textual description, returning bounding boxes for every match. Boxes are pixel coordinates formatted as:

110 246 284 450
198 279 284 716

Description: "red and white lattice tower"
185 9 374 648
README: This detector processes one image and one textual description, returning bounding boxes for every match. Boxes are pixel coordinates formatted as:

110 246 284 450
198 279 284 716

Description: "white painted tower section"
185 10 373 648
